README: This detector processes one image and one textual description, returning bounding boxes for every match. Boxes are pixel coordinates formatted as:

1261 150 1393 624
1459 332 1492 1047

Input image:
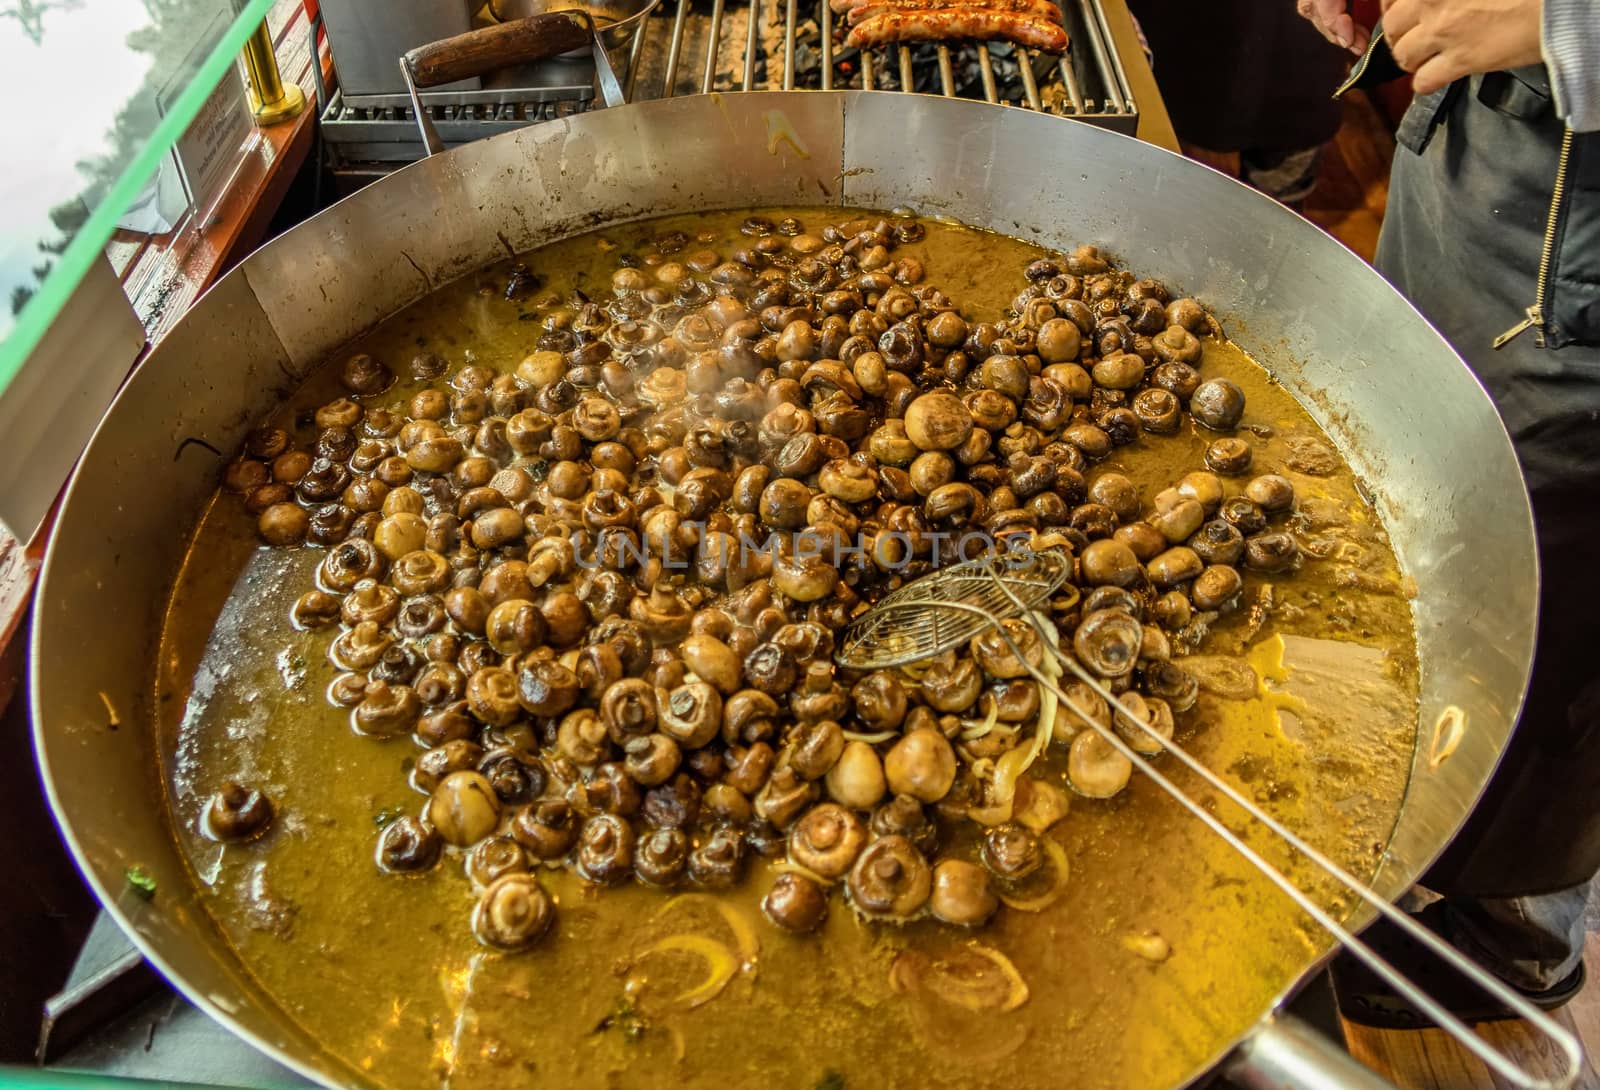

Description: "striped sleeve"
1543 0 1600 132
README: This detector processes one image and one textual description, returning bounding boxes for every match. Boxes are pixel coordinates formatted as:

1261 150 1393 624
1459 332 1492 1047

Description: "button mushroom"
754 765 819 828
1068 730 1134 799
484 599 547 656
1246 474 1296 512
870 794 940 856
353 681 421 737
848 834 932 920
517 659 581 719
623 733 681 787
689 826 747 888
884 728 958 803
789 802 867 879
465 666 521 727
929 859 999 926
1072 609 1144 679
981 823 1043 880
1114 693 1174 755
680 633 742 694
743 642 799 696
787 719 845 781
660 681 722 749
427 771 501 847
826 741 887 810
471 873 553 950
511 799 578 860
576 813 635 884
1053 679 1108 743
636 827 691 886
970 620 1045 680
478 748 545 805
600 677 658 744
411 738 483 793
465 835 528 889
1190 378 1246 431
921 657 983 713
763 872 829 933
904 392 973 452
642 772 703 829
376 815 441 873
203 782 274 841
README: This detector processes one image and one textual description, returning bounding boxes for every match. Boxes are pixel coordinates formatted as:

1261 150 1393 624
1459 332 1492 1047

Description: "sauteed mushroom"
885 729 958 803
472 874 553 949
929 859 998 926
636 827 691 887
428 771 501 847
377 816 441 873
465 836 528 890
217 209 1395 958
203 782 274 841
848 834 932 919
689 827 747 888
512 799 579 860
790 803 867 878
1068 731 1133 799
577 813 635 884
763 872 829 932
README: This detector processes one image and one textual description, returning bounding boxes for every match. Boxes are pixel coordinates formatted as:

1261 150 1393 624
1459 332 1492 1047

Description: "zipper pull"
1493 305 1543 349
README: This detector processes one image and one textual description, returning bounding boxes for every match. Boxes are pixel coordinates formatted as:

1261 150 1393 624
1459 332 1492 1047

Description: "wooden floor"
1343 930 1600 1090
1180 89 1396 264
1302 89 1394 264
1178 92 1599 1090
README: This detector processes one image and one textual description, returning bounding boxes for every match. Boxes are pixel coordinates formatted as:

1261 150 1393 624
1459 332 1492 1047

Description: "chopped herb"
399 756 416 774
526 460 550 483
287 653 307 673
813 1070 845 1090
373 805 405 828
125 865 158 900
591 995 648 1043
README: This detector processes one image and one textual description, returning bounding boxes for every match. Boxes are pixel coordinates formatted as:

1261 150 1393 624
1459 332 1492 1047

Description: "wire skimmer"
835 548 1071 670
835 551 1582 1090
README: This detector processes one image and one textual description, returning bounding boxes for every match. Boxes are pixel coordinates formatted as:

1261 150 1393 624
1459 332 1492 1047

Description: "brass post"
241 18 306 125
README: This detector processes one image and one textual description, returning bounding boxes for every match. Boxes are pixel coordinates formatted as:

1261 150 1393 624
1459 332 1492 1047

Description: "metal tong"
836 548 1583 1090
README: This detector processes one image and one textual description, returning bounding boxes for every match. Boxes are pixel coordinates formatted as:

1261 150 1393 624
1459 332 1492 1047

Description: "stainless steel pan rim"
32 89 1539 1090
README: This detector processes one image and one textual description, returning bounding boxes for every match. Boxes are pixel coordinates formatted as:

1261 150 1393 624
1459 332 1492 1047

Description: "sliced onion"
997 835 1070 912
657 892 760 964
771 859 835 886
967 744 1033 826
959 703 1001 741
896 944 1031 1013
638 935 738 1009
841 729 897 744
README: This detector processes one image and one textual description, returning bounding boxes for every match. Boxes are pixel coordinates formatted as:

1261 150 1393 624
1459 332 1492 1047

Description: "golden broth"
160 209 1418 1090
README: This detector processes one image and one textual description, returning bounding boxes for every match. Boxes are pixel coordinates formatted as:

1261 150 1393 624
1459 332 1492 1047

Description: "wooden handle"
403 13 592 88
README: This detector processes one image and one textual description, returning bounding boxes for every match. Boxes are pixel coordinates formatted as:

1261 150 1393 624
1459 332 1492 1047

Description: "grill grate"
323 0 1137 166
633 0 1136 126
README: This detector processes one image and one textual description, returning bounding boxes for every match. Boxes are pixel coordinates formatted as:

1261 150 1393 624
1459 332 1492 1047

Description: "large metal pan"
32 86 1539 1089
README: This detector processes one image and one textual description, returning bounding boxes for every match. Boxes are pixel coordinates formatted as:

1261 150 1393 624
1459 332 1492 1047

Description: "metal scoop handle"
400 12 626 156
943 576 1582 1090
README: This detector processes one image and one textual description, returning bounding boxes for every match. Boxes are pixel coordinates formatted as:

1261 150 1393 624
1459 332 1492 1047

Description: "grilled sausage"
846 9 1069 51
846 0 1063 25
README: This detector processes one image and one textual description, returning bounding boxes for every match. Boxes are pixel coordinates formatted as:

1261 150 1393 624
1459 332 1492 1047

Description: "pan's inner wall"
35 92 1532 1090
160 209 1416 1090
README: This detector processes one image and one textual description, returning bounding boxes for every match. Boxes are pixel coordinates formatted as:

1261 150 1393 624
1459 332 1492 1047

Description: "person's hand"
1382 0 1544 94
1297 0 1373 56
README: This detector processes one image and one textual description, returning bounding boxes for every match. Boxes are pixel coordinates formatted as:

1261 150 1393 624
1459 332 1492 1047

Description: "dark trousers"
1376 74 1600 980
